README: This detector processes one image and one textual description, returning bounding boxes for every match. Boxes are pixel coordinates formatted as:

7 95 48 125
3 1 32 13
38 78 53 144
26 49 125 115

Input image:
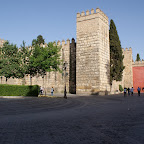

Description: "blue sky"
0 0 144 60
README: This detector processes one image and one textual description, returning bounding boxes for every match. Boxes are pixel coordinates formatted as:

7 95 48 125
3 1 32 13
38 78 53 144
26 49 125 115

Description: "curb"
0 96 28 98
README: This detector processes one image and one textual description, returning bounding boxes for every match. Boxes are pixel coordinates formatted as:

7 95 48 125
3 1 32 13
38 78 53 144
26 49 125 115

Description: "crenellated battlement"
77 8 108 24
132 60 144 67
56 39 74 47
96 8 108 20
122 47 132 53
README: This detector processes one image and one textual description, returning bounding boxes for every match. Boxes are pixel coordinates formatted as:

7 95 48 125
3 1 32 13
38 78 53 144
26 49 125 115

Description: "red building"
133 66 144 93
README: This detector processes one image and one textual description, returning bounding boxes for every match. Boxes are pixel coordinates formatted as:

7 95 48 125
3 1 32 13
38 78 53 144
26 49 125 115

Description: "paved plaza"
0 93 144 144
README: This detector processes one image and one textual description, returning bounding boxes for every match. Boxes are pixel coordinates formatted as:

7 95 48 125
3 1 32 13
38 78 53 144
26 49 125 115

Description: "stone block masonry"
122 48 133 88
76 8 110 94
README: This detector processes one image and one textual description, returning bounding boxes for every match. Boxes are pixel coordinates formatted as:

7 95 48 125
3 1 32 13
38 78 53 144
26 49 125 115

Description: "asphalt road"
0 93 144 144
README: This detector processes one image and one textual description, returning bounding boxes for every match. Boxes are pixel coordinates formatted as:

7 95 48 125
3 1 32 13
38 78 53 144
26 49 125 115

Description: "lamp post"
63 62 68 99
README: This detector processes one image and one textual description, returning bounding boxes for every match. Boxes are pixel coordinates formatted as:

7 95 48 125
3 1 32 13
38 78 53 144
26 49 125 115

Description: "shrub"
119 85 124 92
0 84 40 96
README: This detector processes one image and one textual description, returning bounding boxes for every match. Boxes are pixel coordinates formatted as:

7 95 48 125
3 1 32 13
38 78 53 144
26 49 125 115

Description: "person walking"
40 86 43 95
130 87 134 96
137 87 141 96
127 87 130 95
51 87 54 96
124 88 127 97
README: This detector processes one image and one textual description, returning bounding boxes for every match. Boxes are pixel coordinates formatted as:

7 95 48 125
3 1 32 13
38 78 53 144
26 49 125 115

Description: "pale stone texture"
110 48 133 93
76 8 110 94
0 39 6 47
132 61 144 67
122 48 133 88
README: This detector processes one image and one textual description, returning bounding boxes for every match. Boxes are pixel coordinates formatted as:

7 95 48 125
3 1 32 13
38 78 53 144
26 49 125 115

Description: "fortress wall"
132 61 144 92
132 60 144 67
97 8 110 92
76 8 110 94
110 48 133 94
122 48 133 88
0 40 72 94
111 48 133 93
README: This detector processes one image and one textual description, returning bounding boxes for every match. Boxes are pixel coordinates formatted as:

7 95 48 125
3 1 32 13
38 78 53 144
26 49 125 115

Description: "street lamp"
63 62 68 99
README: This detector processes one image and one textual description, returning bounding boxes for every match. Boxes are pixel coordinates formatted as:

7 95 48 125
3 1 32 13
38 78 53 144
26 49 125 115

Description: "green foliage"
109 19 125 84
32 35 45 46
28 42 61 78
19 41 32 74
119 85 123 92
0 41 24 80
136 53 141 61
0 39 61 85
0 84 39 96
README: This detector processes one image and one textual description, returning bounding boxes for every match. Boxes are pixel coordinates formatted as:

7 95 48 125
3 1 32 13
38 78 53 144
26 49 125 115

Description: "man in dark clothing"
137 87 141 96
127 87 130 95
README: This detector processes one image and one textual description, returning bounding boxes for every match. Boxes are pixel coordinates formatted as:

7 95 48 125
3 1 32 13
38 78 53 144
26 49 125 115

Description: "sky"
0 0 144 61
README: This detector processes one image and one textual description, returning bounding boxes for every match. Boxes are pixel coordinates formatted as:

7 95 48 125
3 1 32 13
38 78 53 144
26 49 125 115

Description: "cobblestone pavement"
0 93 144 144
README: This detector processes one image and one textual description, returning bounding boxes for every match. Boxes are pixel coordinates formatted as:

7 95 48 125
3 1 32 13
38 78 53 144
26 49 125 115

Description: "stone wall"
0 39 75 94
110 48 133 93
132 61 144 92
110 80 123 94
122 48 133 88
76 8 110 94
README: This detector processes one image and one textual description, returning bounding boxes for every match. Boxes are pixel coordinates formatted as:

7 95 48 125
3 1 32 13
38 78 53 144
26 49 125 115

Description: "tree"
27 42 61 85
32 39 37 46
136 53 141 61
32 35 45 46
0 41 24 81
37 35 45 45
19 41 32 84
109 19 124 84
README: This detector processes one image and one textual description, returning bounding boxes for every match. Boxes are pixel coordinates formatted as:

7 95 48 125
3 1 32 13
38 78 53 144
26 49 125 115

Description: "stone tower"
76 8 110 94
122 48 133 88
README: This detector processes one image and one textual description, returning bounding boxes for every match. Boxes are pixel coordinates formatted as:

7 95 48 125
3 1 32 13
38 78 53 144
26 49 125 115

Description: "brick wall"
133 66 144 93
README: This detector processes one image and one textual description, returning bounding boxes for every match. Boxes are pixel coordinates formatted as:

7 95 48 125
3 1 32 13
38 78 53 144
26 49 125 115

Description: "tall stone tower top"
77 8 108 25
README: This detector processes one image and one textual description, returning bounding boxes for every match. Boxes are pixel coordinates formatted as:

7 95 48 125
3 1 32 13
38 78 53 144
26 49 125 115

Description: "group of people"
39 86 54 96
124 87 141 97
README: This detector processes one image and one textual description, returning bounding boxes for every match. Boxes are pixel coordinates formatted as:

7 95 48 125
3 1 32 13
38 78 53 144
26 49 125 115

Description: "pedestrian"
127 87 130 95
137 87 141 96
124 87 127 97
40 86 43 95
51 87 54 96
130 87 134 96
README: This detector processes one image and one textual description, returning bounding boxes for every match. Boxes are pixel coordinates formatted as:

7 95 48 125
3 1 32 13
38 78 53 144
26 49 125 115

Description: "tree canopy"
28 42 61 78
32 35 45 46
0 38 61 84
109 19 124 84
136 53 141 61
0 41 24 80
